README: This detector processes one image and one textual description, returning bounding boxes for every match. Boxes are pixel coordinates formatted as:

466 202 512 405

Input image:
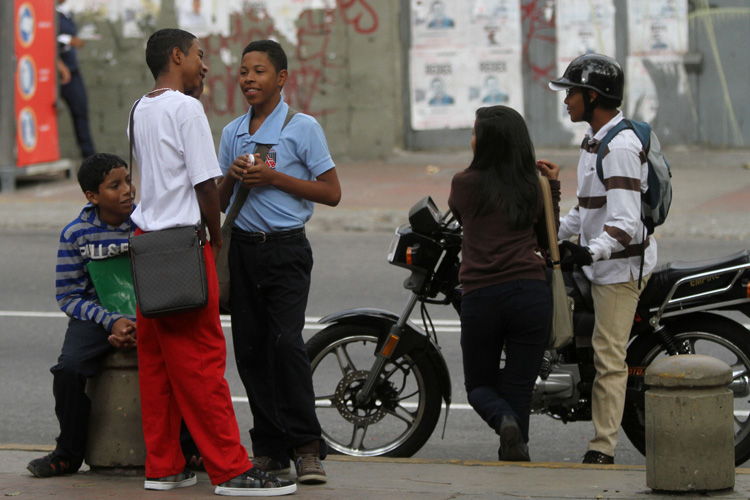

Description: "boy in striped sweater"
27 153 137 478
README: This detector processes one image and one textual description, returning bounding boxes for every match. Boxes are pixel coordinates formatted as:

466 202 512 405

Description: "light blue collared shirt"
218 100 335 233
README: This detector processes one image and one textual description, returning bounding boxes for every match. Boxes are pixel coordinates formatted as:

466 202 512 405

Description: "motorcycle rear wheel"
306 324 442 457
622 314 750 465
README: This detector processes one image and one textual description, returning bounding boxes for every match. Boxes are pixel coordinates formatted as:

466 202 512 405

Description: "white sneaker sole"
214 482 297 496
297 473 328 484
144 474 197 490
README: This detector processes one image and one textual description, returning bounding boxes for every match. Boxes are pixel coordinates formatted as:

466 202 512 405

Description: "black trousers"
60 70 95 158
229 229 326 463
50 318 113 463
460 279 551 444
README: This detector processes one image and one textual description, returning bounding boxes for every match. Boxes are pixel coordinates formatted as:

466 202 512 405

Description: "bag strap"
128 96 206 244
538 175 561 270
223 106 298 228
127 98 141 202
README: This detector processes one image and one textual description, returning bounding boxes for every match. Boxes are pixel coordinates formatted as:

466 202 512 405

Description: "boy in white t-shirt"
129 28 295 497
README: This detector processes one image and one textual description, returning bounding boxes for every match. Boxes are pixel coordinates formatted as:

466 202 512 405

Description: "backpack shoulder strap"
622 118 652 154
595 119 633 185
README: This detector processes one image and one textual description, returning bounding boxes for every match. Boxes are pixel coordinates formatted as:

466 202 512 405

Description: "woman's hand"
536 159 560 181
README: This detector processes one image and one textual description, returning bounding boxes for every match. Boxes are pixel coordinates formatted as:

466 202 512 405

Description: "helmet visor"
548 81 574 92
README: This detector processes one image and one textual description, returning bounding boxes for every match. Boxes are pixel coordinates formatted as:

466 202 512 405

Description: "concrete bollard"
645 354 734 492
84 348 146 470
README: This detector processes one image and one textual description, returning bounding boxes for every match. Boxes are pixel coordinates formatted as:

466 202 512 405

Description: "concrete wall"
57 0 748 163
60 0 402 162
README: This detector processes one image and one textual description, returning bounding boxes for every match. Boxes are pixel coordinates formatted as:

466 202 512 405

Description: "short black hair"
595 94 622 110
242 40 287 73
145 28 196 80
77 153 127 194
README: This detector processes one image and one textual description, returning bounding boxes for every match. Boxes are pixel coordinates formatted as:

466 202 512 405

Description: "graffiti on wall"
199 1 379 121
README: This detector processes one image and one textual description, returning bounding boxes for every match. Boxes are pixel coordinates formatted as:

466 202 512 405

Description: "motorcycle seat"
639 249 750 308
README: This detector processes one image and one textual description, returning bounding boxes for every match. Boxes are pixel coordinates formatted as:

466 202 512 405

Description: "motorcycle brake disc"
333 370 393 425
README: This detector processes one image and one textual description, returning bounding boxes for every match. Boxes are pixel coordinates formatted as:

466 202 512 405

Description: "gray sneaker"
293 454 327 484
215 467 297 496
144 468 197 490
250 456 291 475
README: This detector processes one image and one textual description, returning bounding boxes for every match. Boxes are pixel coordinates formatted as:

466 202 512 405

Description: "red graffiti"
200 3 378 120
338 0 379 34
521 0 557 86
285 66 334 118
199 9 275 118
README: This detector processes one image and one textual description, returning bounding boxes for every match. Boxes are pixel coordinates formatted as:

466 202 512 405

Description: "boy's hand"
536 159 560 181
242 158 276 188
228 154 257 182
109 318 137 350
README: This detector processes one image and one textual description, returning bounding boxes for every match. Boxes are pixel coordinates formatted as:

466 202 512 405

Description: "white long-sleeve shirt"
559 112 657 285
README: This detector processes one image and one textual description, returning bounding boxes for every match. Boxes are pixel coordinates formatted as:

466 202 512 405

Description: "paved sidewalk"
1 147 749 239
2 448 749 499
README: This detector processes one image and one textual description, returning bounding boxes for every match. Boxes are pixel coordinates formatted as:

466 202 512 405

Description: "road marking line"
0 311 463 331
231 396 473 411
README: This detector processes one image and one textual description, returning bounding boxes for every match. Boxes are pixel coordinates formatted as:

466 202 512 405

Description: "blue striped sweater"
56 203 136 332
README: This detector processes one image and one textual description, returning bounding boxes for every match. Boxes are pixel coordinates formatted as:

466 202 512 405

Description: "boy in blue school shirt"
27 153 136 478
217 39 341 485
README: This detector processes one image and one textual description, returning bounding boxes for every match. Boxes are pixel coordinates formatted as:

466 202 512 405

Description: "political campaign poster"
410 47 524 130
410 49 472 130
626 1 688 124
15 0 60 166
409 0 523 130
628 0 688 56
467 0 522 50
468 49 523 112
553 0 616 141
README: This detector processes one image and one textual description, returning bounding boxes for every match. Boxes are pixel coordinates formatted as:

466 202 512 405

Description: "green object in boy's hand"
87 254 136 316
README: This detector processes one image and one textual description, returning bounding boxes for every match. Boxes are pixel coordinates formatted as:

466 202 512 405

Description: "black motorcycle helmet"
548 53 624 100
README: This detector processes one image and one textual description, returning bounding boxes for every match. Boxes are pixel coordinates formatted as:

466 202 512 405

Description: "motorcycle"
305 196 750 464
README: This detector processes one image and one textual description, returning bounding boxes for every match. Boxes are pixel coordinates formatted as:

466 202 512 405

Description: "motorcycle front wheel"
306 324 442 457
622 314 750 465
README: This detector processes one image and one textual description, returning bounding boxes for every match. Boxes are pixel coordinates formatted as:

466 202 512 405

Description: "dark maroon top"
448 169 560 294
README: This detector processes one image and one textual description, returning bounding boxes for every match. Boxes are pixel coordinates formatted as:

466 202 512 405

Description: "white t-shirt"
128 90 222 231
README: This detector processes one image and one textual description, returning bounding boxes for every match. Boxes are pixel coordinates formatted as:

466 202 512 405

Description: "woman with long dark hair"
448 106 560 461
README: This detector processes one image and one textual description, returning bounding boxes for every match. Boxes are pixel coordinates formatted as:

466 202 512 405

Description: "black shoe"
26 453 80 478
582 450 614 464
144 468 197 490
498 416 530 462
215 467 297 496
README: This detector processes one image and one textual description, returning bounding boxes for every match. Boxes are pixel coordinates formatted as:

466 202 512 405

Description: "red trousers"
136 238 250 484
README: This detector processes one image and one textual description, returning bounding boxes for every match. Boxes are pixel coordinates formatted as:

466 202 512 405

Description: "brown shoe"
250 456 291 475
582 450 614 464
293 453 327 484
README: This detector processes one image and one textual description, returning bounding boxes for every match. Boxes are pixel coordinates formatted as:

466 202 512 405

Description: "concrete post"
645 354 734 492
84 349 146 470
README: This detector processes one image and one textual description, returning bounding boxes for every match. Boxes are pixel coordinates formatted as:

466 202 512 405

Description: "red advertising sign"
15 0 60 166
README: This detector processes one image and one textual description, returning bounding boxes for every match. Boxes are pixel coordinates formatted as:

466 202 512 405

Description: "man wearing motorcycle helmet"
537 53 657 465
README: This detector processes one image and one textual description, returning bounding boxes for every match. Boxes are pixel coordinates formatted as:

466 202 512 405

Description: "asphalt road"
2 228 749 465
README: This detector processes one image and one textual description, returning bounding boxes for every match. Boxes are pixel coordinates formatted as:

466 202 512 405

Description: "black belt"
232 227 305 244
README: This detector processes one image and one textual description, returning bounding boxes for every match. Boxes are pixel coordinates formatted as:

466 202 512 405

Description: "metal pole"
0 1 17 192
